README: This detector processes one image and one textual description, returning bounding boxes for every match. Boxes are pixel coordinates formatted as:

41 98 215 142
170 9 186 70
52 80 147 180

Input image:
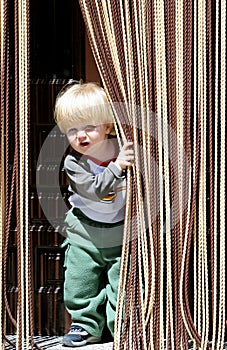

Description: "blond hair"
54 82 114 134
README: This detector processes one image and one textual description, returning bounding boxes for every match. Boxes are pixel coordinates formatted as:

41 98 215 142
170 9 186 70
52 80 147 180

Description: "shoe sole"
62 336 101 347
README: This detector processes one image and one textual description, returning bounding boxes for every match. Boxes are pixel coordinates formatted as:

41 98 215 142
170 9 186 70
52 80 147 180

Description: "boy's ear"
105 123 113 134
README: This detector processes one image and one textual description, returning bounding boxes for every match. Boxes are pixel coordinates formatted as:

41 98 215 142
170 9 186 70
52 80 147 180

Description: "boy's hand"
115 142 134 170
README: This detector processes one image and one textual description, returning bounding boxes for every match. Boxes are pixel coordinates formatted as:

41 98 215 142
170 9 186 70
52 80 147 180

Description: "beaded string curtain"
0 0 226 349
79 0 226 349
0 0 33 349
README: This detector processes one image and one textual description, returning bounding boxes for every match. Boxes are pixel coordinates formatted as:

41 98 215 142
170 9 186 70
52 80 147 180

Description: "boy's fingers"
123 141 133 149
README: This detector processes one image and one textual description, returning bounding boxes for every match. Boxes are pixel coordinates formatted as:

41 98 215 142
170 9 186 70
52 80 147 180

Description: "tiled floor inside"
4 336 113 350
47 340 113 350
4 336 227 349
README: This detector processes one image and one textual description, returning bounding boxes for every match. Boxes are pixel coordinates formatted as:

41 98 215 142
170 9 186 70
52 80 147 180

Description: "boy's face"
66 123 112 156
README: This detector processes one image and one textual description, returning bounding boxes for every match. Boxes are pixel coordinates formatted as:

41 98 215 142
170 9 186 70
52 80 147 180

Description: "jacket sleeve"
64 154 125 201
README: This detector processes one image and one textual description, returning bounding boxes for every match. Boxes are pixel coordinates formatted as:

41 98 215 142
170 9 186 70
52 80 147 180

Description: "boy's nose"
76 130 86 137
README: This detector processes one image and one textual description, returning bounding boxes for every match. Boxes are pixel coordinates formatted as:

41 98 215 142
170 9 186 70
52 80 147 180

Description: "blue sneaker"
62 325 101 347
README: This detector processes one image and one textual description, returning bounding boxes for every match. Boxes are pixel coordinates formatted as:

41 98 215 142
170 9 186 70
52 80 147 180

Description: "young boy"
54 82 134 347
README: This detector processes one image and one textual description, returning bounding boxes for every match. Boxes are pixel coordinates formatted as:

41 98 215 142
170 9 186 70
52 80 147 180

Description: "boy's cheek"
67 135 77 145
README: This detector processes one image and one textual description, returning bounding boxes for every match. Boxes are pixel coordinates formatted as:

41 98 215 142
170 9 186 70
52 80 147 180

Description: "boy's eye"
84 125 96 132
67 128 77 135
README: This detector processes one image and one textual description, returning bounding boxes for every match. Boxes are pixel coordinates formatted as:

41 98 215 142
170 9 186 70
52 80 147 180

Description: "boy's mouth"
80 141 89 147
